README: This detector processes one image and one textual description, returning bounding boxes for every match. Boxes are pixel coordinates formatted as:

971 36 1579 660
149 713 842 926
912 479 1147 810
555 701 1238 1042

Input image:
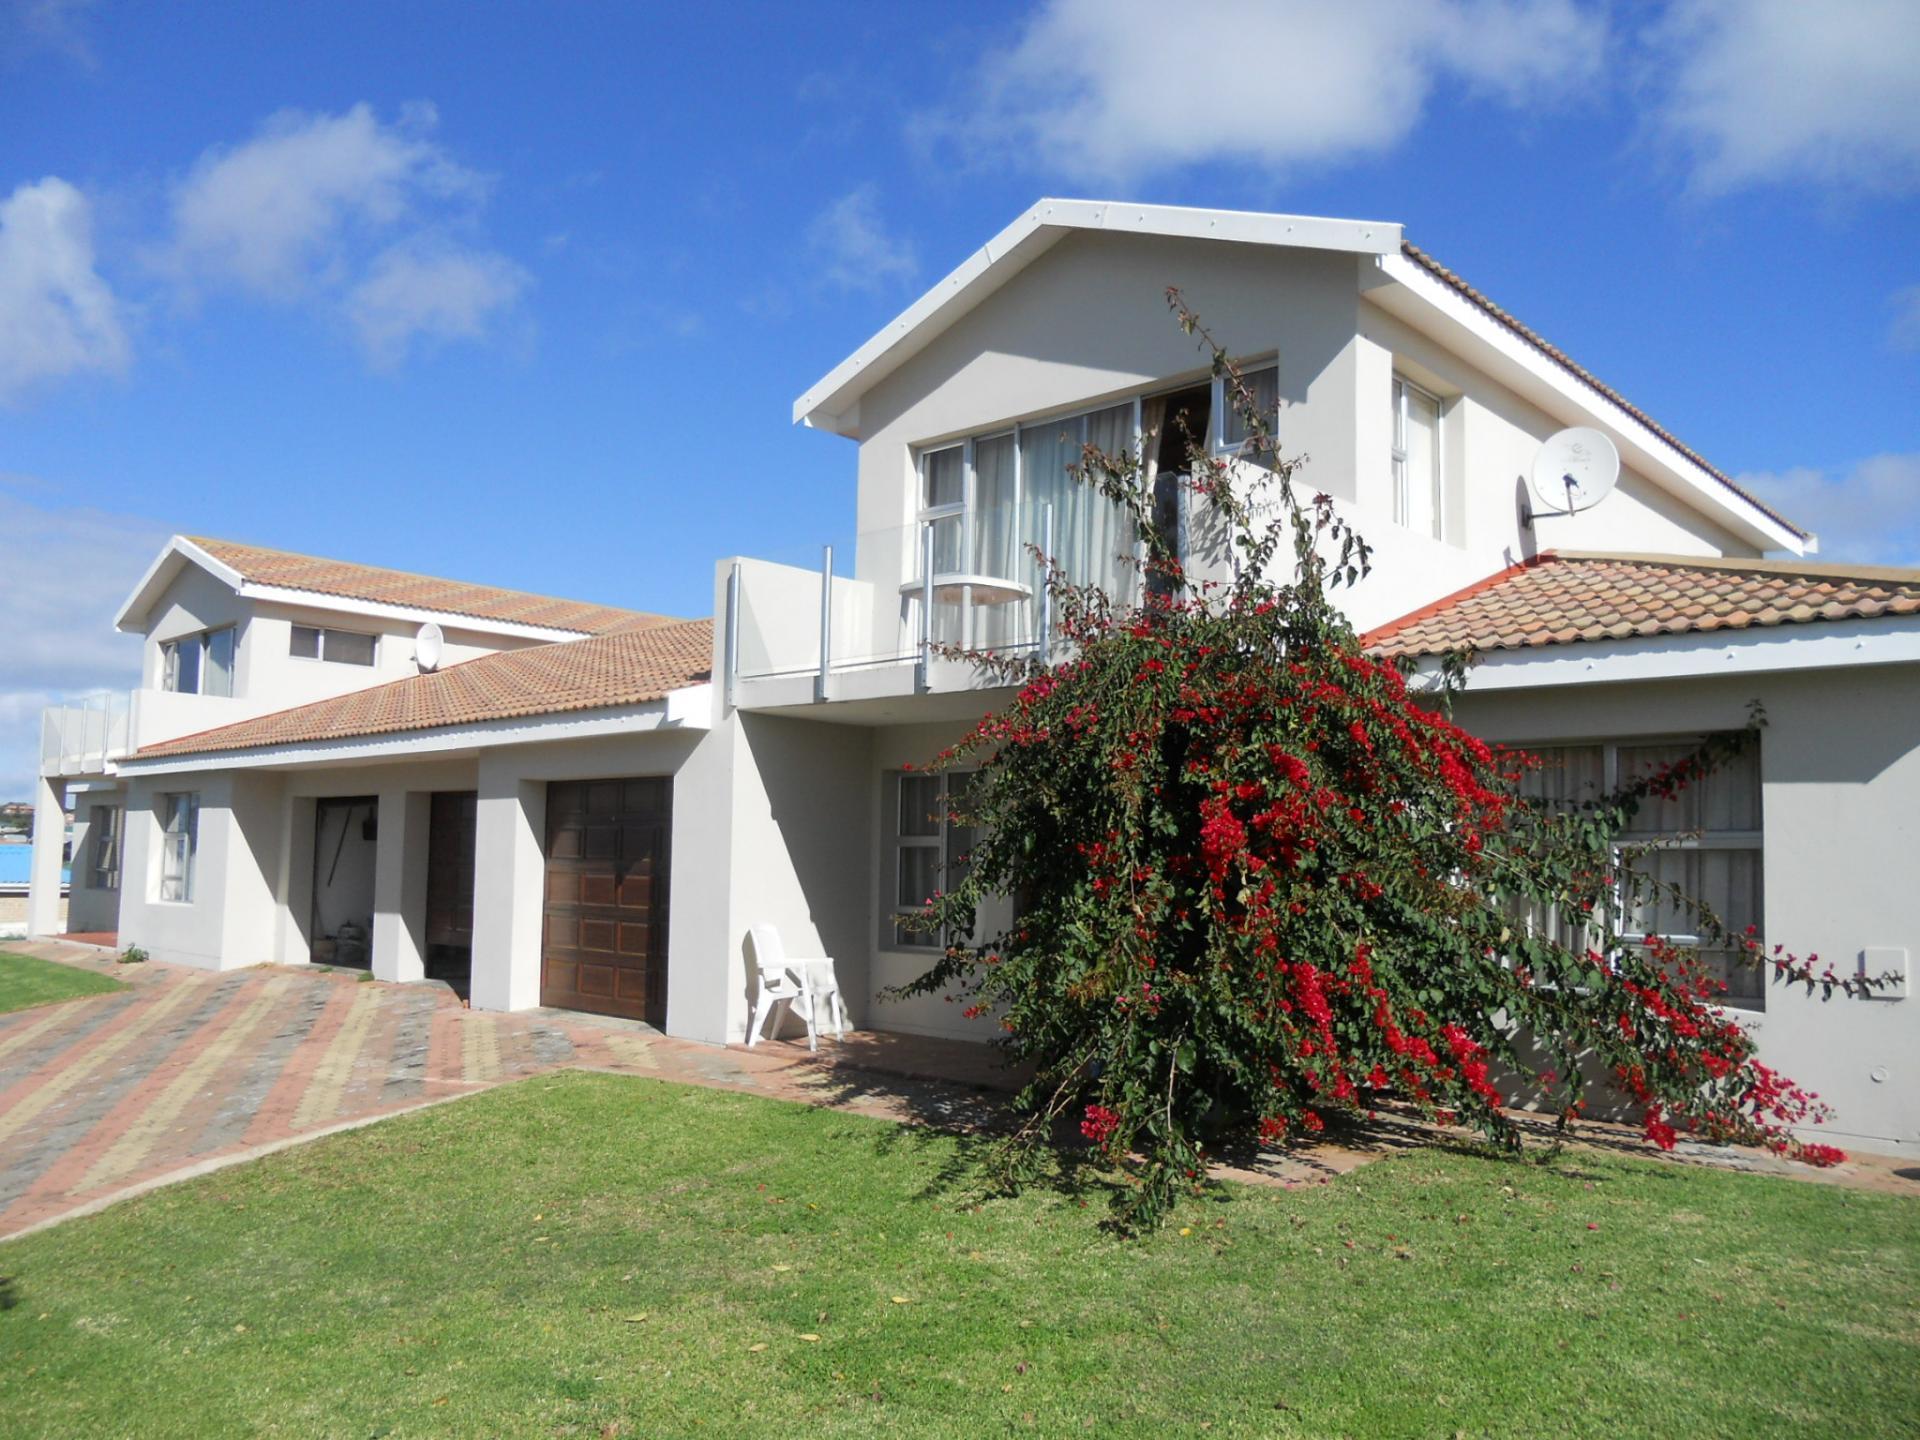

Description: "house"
27 200 1919 1155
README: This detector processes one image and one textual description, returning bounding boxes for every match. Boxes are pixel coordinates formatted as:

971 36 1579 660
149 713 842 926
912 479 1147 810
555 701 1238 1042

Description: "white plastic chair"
746 923 848 1051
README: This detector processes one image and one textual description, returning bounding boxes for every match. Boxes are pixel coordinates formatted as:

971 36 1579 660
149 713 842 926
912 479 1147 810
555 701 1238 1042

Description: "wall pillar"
470 773 545 1012
371 789 431 984
26 775 66 937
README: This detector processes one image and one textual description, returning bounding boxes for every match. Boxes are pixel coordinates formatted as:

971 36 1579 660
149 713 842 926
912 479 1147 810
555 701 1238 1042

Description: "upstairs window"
291 625 377 666
1218 362 1279 466
160 627 236 698
157 792 198 904
1392 376 1443 539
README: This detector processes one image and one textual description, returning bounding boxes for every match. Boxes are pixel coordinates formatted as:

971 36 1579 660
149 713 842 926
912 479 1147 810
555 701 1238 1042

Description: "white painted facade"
29 200 1917 1154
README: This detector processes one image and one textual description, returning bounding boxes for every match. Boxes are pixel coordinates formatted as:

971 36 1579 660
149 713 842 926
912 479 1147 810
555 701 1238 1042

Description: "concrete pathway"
1 943 1908 1241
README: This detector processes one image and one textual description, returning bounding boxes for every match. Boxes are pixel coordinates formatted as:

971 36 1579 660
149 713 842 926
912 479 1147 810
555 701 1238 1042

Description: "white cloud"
0 484 159 800
346 239 529 369
1889 285 1920 352
1644 0 1920 194
929 0 1607 181
0 176 129 400
1 0 99 68
163 103 523 366
1738 453 1920 567
807 185 917 292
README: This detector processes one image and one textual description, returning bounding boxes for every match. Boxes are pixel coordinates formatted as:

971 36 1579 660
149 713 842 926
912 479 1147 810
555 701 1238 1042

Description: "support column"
26 775 66 937
470 773 545 1012
371 790 431 984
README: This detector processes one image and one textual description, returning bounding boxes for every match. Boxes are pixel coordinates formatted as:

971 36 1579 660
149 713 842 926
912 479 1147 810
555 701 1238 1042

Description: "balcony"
39 693 131 777
723 510 1138 715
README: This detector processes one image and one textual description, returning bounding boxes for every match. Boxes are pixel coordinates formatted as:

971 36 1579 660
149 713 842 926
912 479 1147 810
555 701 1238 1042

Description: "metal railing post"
815 544 833 703
724 562 741 712
916 524 934 693
1037 502 1054 664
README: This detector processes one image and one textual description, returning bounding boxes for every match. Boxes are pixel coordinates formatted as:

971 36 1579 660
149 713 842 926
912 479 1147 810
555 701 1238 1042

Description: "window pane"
927 514 963 574
168 637 201 695
898 774 941 837
1518 745 1605 813
897 845 939 908
202 627 235 698
971 435 1018 580
924 446 964 509
290 625 321 659
1222 364 1279 459
1398 381 1440 538
325 630 376 666
1085 402 1132 462
1624 847 1762 941
1619 741 1760 835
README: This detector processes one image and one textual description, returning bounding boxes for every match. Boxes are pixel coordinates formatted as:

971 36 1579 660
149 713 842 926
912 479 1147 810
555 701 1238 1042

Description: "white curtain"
1022 403 1134 608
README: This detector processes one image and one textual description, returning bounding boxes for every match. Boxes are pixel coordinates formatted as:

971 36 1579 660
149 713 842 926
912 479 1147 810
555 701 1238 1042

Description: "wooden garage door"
541 777 670 1024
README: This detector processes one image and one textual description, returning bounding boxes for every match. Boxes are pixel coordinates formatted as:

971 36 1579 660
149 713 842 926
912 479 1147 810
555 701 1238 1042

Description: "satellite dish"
1529 427 1619 517
414 621 445 672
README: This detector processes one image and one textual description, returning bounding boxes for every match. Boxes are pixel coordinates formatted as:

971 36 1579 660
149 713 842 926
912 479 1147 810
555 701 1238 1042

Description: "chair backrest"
747 923 787 974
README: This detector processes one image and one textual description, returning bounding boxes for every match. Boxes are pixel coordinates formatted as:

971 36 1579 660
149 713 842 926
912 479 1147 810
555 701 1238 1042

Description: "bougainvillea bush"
900 293 1870 1229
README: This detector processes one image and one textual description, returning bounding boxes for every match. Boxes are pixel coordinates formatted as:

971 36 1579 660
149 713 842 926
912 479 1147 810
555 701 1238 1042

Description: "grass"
1 1073 1915 1439
0 950 125 1016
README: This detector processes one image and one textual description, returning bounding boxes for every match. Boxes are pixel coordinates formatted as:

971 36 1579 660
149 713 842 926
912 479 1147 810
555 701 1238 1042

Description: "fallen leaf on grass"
748 1343 769 1354
623 1314 649 1324
890 1296 912 1305
799 1333 822 1342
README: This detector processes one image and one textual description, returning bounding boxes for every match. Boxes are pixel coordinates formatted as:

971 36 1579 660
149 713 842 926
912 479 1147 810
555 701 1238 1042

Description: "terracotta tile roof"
1397 244 1808 540
134 618 713 759
1364 552 1920 660
186 536 670 636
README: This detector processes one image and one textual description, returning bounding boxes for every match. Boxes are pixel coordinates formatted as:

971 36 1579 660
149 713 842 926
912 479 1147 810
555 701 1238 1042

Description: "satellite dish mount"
1520 426 1620 530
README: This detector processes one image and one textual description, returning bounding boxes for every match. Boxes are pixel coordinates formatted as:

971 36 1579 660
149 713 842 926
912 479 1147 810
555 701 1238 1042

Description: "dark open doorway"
311 796 378 968
424 791 477 997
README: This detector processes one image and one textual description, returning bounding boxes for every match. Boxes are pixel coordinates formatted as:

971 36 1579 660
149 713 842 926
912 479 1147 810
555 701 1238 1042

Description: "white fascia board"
794 198 1403 436
239 584 589 644
1371 253 1810 557
114 696 707 777
1406 617 1920 694
113 536 247 633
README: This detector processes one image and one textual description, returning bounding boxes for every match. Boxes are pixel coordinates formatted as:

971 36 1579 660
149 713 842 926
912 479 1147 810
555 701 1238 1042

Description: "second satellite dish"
1530 427 1620 516
415 621 445 672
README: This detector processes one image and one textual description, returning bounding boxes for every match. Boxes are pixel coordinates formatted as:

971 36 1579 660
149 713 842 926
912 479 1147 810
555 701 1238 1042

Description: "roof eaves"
1395 244 1808 541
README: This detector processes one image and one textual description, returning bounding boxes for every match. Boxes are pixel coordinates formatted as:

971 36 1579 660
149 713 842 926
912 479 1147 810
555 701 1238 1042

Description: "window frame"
88 804 121 892
1213 358 1280 463
159 626 237 697
1391 374 1444 540
156 791 199 905
1520 735 1765 1011
289 624 380 668
880 769 977 951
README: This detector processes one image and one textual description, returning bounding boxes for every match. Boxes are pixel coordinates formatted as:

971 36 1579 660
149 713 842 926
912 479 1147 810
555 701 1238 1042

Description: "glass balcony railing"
39 692 131 775
726 509 1142 694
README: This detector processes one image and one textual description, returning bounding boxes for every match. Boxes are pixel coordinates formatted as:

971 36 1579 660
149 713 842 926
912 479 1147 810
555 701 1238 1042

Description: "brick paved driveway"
0 942 1029 1241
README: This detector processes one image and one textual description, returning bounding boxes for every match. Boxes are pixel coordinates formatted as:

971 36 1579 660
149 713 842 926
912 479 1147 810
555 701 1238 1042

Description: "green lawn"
0 950 125 1016
2 1073 1914 1439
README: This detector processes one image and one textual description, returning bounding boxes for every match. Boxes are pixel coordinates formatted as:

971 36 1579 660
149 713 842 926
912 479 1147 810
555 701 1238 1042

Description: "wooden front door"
425 792 478 951
541 777 670 1024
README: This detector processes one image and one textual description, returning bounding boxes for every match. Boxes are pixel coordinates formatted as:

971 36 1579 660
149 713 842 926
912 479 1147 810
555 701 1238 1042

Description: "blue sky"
2 0 1917 797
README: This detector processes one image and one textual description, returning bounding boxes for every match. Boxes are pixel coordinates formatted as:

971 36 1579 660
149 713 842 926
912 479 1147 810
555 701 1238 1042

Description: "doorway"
310 796 378 969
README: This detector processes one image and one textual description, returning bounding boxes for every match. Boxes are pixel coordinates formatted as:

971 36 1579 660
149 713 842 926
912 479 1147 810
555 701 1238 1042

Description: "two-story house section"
28 199 1920 1156
31 536 713 1001
717 200 1917 1152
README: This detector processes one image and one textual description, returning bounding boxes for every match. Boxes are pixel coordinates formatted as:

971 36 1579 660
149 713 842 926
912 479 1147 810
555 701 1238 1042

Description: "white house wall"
1449 661 1920 1153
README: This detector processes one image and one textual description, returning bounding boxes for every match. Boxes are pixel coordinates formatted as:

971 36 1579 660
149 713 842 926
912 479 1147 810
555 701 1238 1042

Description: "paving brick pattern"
4 944 1905 1242
0 944 1035 1240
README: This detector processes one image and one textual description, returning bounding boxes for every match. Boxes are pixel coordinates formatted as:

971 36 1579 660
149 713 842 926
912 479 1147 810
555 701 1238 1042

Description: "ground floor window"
157 792 199 904
88 804 121 891
881 770 975 949
1519 736 1764 1010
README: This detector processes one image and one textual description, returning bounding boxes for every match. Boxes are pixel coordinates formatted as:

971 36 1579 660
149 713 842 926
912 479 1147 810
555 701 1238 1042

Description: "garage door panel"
541 777 670 1025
